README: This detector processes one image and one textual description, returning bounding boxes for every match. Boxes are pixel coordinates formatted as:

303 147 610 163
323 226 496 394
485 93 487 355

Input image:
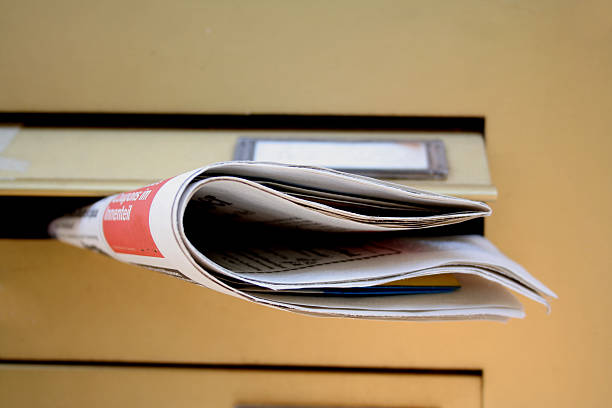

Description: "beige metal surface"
0 128 495 200
0 365 481 408
0 1 611 408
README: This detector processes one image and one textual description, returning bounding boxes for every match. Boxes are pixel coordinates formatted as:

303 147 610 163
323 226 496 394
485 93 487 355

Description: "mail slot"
0 116 496 201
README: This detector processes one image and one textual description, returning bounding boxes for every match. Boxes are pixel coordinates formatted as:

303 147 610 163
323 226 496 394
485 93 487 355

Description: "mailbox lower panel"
0 364 482 408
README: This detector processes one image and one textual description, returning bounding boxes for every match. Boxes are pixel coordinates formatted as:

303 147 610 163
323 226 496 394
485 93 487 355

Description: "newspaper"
49 161 556 321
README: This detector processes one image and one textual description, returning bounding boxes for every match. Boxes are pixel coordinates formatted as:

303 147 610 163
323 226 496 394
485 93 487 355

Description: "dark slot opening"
0 196 103 239
0 112 484 133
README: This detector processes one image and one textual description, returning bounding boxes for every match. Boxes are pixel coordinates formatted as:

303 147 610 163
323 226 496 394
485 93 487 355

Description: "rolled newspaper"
50 161 555 321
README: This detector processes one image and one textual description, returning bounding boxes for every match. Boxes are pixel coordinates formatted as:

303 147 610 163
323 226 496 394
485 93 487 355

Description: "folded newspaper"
49 161 556 321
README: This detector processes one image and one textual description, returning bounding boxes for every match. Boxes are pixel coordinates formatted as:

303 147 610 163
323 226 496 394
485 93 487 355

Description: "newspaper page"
49 161 555 321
